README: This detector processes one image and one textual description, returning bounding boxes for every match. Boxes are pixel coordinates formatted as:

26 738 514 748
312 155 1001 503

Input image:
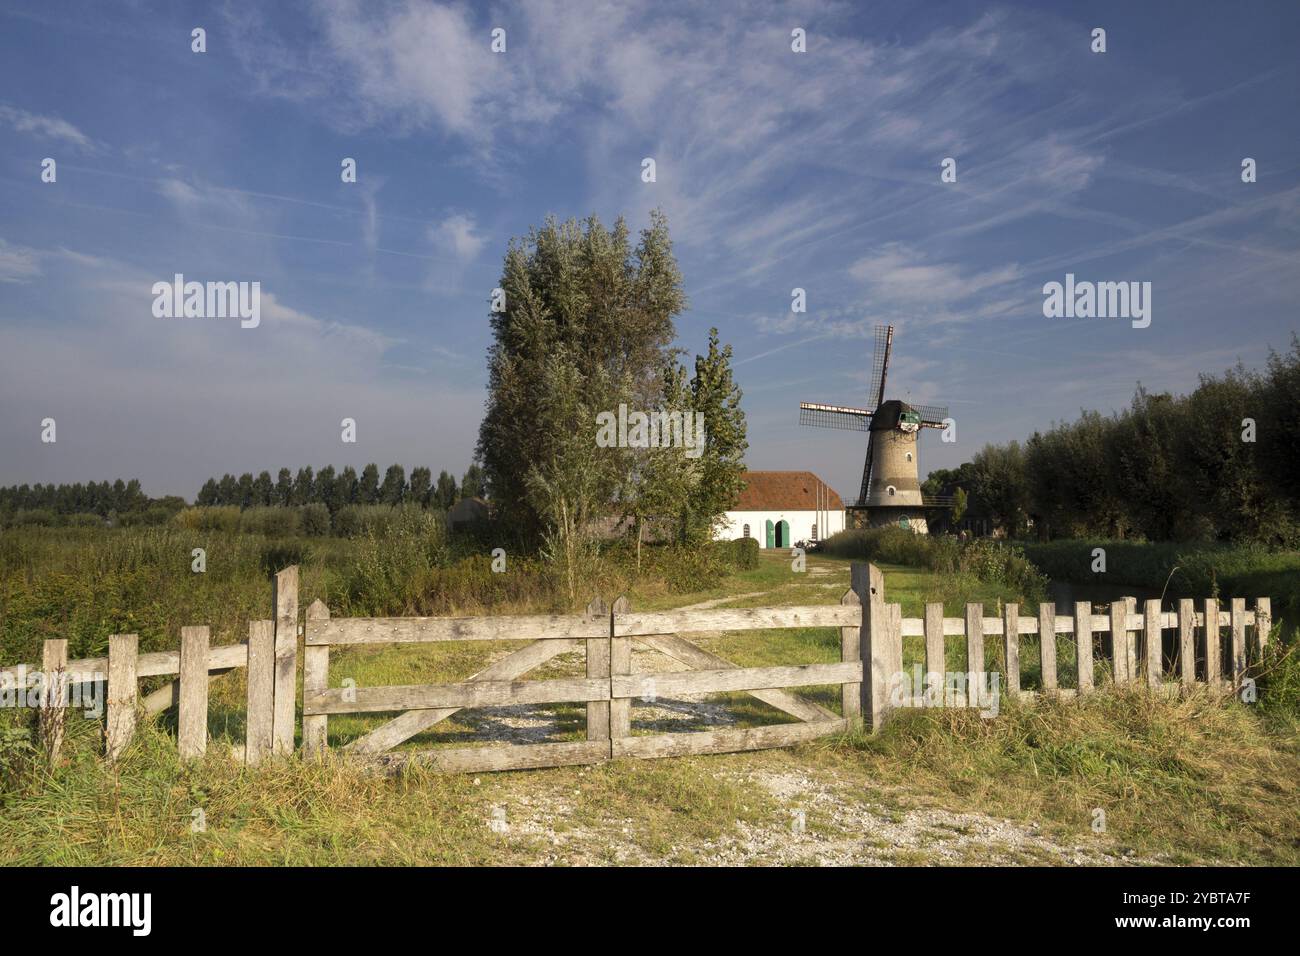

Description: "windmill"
798 325 949 533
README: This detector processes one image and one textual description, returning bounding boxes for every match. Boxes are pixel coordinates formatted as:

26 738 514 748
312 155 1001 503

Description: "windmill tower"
798 325 949 533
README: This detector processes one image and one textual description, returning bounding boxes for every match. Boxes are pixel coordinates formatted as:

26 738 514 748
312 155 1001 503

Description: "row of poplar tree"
194 463 484 513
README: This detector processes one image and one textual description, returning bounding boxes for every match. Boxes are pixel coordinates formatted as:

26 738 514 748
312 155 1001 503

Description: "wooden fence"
0 562 1274 771
0 566 301 766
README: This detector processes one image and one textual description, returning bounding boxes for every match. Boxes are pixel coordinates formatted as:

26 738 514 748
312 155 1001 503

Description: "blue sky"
2 0 1298 501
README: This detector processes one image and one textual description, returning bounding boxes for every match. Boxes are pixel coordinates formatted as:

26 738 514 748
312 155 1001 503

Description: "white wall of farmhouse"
715 508 845 547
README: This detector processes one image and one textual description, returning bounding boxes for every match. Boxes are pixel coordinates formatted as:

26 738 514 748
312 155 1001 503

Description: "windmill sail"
799 402 873 431
912 403 950 427
866 324 892 411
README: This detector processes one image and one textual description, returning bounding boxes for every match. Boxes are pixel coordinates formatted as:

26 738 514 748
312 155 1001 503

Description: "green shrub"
240 506 301 537
822 527 1047 602
259 542 314 579
117 506 175 527
174 506 242 533
0 712 38 800
12 509 55 527
332 504 441 539
712 536 759 570
1017 539 1300 626
339 507 448 614
642 543 729 593
299 503 331 536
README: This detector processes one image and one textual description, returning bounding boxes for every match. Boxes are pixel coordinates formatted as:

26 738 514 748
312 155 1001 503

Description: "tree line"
926 336 1300 544
195 463 484 513
0 479 173 518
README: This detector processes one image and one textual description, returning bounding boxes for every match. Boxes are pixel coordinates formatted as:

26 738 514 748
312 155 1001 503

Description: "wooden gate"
300 588 868 773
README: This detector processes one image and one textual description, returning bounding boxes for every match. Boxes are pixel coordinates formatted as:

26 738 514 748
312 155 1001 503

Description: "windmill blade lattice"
799 402 873 431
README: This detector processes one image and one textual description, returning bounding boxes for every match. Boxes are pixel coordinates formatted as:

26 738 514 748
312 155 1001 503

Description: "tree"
686 327 747 541
358 464 380 504
252 470 274 507
409 467 433 507
292 467 314 506
435 471 457 510
461 463 485 500
952 486 968 524
477 211 684 548
275 468 293 506
523 356 610 602
237 473 255 509
197 478 219 506
338 466 359 507
379 464 406 505
217 474 237 506
315 465 337 512
970 442 1027 536
627 360 701 563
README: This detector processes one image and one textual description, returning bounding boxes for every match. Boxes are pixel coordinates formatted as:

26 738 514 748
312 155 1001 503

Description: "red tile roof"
735 471 843 511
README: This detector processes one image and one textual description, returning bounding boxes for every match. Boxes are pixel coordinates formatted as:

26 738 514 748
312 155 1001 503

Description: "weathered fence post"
1038 603 1057 693
1075 601 1094 693
246 619 276 766
1230 598 1246 683
923 602 944 703
1003 604 1020 698
301 601 330 760
178 625 209 759
1204 598 1221 687
840 588 862 728
39 639 68 763
1143 599 1162 688
1178 598 1196 688
1110 602 1129 685
585 597 610 747
38 639 67 764
272 566 299 756
106 633 138 762
852 563 898 731
965 602 984 701
1124 596 1138 681
1255 597 1271 654
609 595 631 746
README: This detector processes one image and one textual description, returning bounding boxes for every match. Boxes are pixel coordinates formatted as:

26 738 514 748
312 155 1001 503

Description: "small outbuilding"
447 496 489 531
714 471 844 548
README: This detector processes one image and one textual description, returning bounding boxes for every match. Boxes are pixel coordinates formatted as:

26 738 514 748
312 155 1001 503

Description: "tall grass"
1019 539 1300 626
820 527 1049 603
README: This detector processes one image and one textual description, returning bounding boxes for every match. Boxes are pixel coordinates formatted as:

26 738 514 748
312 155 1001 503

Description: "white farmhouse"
715 470 845 548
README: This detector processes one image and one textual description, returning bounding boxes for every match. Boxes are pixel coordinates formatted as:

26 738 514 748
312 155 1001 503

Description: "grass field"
2 544 1297 866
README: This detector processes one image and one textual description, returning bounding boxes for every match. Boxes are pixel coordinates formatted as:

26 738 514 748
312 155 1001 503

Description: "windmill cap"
869 400 920 431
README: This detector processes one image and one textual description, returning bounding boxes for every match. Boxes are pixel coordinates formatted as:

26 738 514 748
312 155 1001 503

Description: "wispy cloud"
0 102 93 149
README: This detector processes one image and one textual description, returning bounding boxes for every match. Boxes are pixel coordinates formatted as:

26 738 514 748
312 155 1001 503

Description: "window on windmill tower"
887 485 897 496
812 523 818 541
905 452 913 462
743 524 750 538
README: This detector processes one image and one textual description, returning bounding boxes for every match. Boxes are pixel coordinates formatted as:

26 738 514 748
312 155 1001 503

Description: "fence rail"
0 562 1275 773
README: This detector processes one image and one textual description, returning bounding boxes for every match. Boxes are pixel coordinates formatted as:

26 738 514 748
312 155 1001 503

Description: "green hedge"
821 527 1048 602
1018 539 1300 628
